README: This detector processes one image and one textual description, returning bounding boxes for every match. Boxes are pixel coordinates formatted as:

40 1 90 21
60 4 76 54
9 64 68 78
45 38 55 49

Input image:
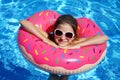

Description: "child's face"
54 23 75 47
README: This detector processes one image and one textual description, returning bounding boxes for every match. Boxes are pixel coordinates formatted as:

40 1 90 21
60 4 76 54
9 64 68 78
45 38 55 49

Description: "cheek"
54 36 59 42
68 38 74 43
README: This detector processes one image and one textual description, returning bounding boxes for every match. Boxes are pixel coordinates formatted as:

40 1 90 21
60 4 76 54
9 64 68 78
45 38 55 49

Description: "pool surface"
0 0 120 80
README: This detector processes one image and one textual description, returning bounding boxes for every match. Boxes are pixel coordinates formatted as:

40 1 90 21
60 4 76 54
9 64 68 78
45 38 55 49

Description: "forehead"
56 23 74 32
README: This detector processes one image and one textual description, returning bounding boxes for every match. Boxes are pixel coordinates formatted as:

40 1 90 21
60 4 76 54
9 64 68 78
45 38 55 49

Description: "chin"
55 40 69 47
58 43 68 47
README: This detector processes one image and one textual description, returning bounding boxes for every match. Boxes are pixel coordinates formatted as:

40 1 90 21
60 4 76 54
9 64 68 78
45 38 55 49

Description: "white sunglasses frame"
54 29 75 38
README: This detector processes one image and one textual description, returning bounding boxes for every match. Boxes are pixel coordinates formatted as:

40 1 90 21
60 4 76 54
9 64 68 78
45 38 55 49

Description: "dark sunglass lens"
66 33 73 38
55 30 62 36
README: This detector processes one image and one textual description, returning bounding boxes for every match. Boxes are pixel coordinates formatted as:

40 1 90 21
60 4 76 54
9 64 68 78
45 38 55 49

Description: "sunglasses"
54 29 74 38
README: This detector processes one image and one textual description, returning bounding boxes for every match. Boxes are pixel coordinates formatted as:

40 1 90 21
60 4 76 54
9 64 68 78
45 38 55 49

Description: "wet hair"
53 14 78 38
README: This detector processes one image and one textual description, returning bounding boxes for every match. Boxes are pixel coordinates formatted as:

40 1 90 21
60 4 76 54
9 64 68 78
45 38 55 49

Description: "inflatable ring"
18 10 107 75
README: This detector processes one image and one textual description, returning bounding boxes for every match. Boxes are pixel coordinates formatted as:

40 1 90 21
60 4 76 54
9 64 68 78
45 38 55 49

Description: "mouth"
59 41 66 44
58 39 67 43
57 39 68 46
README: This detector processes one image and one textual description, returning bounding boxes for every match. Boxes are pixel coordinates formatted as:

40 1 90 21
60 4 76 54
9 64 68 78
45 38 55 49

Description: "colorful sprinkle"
83 50 87 54
83 48 90 54
42 50 47 55
68 53 73 55
93 25 96 28
35 39 40 42
87 23 89 28
99 50 102 53
33 16 36 20
93 48 95 53
52 47 56 50
46 12 49 16
64 49 67 54
23 39 28 43
50 19 52 25
56 58 59 64
79 20 83 24
82 29 85 34
94 45 98 48
66 62 71 64
74 50 79 52
35 49 39 55
27 44 31 50
39 12 43 16
40 24 42 29
97 32 101 35
44 57 49 61
92 56 96 60
62 54 65 59
77 25 80 30
54 14 56 19
80 56 84 59
86 48 90 50
76 60 80 63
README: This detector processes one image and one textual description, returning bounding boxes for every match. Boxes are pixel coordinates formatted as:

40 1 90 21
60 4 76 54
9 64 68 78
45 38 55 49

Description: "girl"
20 15 108 80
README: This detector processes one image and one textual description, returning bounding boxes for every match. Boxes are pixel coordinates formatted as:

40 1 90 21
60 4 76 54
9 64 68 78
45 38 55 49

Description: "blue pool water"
0 0 120 80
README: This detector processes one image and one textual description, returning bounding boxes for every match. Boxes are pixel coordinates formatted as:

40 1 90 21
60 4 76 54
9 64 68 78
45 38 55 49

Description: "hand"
43 39 58 48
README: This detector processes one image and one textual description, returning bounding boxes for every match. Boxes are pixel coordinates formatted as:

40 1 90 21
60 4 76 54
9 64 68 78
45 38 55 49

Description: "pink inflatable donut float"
18 10 107 75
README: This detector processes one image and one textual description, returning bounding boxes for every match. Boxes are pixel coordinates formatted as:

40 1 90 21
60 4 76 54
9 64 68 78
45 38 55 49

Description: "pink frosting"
18 10 106 70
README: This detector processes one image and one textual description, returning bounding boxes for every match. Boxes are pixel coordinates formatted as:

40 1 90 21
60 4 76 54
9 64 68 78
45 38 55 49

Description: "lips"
58 39 67 43
58 40 68 46
59 41 66 44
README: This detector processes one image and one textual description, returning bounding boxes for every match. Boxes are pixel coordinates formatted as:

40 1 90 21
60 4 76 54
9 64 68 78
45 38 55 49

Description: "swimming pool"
0 0 120 80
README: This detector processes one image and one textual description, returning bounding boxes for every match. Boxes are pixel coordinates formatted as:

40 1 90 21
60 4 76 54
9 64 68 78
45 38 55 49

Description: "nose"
61 35 66 40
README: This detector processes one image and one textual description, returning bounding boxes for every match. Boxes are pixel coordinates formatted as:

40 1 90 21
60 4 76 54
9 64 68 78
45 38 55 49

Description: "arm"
76 35 108 46
20 20 58 48
61 35 109 49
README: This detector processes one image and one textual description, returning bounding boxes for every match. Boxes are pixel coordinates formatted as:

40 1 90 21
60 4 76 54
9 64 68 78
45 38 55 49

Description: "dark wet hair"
53 14 78 38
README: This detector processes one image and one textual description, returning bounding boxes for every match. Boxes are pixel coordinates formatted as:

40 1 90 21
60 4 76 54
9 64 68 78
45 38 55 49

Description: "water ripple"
0 0 120 80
